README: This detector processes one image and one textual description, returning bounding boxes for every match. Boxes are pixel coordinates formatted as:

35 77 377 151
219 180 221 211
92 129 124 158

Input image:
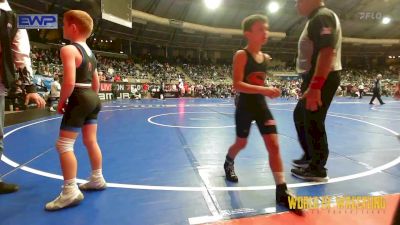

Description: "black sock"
225 155 234 165
276 183 288 192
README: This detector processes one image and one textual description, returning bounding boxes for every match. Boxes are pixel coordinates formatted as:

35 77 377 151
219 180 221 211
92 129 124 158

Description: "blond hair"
63 10 93 38
241 14 269 32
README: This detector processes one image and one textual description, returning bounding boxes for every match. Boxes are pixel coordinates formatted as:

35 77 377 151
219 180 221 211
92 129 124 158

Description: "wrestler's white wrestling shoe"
79 175 107 191
45 184 84 211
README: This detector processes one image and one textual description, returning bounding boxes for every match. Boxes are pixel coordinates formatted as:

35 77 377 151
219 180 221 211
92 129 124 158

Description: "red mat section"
206 194 400 225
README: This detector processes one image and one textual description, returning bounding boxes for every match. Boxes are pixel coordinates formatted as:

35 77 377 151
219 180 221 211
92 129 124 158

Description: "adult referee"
369 74 385 105
291 0 342 182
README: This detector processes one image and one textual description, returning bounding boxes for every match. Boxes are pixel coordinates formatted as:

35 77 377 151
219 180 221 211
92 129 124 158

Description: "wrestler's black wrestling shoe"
224 162 238 183
276 183 304 215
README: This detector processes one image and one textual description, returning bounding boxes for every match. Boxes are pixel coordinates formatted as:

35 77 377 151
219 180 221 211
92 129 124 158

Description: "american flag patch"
320 27 332 35
264 120 276 126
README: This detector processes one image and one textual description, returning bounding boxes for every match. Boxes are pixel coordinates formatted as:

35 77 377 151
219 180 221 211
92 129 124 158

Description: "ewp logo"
17 14 58 29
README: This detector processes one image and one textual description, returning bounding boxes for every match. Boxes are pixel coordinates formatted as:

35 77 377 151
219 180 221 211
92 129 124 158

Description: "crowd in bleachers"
147 82 234 99
145 61 184 84
338 69 399 98
31 47 151 82
29 46 399 99
182 64 231 84
31 48 62 77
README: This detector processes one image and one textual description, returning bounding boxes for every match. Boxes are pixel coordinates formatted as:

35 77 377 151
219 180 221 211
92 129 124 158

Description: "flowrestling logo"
17 14 58 29
358 12 383 20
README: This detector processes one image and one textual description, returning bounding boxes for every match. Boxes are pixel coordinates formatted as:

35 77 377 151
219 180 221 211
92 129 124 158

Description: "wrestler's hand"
57 101 67 114
395 84 400 100
261 87 281 99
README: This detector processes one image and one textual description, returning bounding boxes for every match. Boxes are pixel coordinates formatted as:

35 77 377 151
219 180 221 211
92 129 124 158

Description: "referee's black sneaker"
292 155 311 168
291 167 329 182
0 182 19 194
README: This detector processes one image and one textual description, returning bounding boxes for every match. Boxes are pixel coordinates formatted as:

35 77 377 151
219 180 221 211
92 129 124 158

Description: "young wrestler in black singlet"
46 10 106 211
224 14 302 214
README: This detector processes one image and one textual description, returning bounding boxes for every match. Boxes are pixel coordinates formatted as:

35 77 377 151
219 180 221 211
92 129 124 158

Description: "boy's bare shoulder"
61 45 76 51
235 49 246 54
60 45 79 55
59 45 82 62
234 50 247 61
